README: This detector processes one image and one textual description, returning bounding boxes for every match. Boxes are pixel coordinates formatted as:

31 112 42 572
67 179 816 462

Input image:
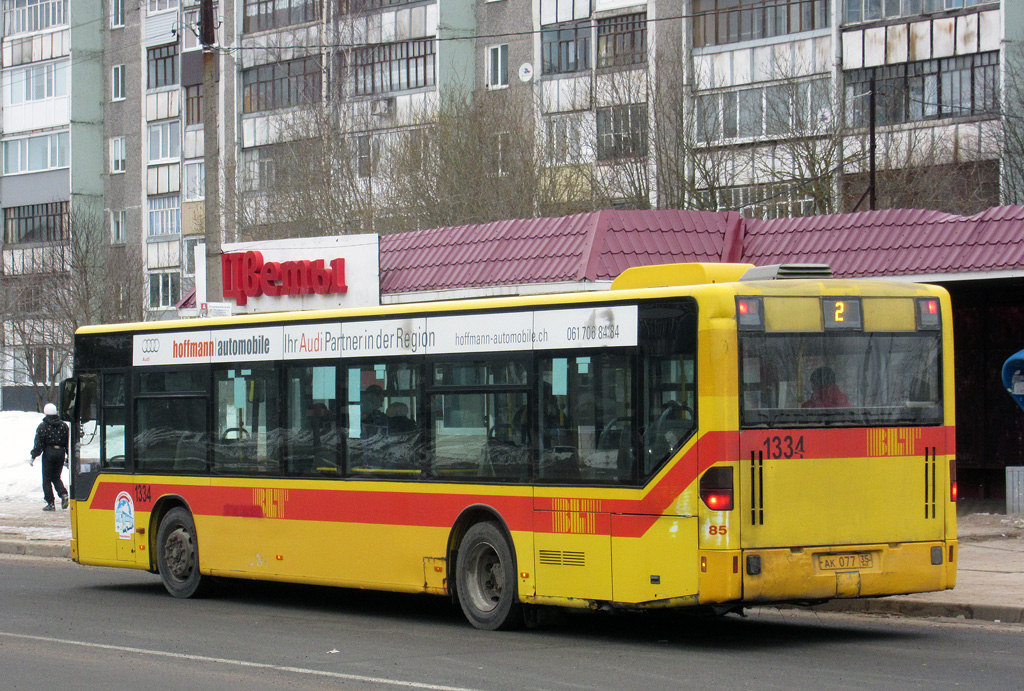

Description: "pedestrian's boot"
60 494 69 510
42 503 55 512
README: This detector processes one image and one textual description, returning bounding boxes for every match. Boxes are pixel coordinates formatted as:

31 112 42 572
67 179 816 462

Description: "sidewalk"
1 497 1022 624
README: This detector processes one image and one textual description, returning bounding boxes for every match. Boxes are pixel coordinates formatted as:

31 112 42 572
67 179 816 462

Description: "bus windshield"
739 332 942 428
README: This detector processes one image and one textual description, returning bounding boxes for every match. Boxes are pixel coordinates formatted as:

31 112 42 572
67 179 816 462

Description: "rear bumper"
740 539 958 602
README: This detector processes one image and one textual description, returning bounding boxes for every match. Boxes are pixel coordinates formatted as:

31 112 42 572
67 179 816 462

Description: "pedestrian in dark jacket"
30 403 69 511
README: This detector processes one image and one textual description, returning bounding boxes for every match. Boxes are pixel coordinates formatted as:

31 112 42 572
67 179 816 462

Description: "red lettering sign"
222 252 348 306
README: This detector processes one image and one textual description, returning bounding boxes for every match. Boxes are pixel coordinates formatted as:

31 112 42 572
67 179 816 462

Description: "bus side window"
541 353 635 485
76 374 101 474
102 373 127 469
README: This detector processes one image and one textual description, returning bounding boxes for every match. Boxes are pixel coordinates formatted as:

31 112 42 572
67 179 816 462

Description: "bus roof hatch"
611 263 755 290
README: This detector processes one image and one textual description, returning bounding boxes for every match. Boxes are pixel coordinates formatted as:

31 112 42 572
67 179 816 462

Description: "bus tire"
156 507 207 598
456 521 523 630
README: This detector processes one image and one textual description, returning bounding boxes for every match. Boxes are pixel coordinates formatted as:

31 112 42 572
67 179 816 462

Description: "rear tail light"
950 459 957 502
700 466 734 511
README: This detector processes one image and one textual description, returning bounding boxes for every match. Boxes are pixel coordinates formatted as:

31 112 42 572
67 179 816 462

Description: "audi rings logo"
140 338 160 353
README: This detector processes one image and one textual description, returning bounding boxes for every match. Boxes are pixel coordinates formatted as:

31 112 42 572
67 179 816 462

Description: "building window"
110 136 126 173
698 78 830 142
149 271 181 309
846 52 999 128
487 44 508 89
694 0 830 49
12 344 61 384
243 0 321 33
545 114 584 165
183 236 201 275
111 210 126 244
148 195 181 236
5 59 68 106
352 38 436 96
597 13 646 68
184 161 205 200
239 145 277 193
356 134 376 178
596 104 647 161
148 0 175 13
112 64 126 101
186 85 203 125
3 131 69 174
147 44 178 90
4 202 67 244
242 57 322 113
2 0 67 36
111 0 124 27
542 20 591 75
699 183 819 219
148 120 181 163
843 0 989 25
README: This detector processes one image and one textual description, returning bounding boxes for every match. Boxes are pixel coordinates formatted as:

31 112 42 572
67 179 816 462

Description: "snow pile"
0 410 47 502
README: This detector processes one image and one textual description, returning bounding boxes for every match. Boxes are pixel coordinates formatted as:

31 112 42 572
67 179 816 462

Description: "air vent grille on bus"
538 550 586 567
740 264 833 281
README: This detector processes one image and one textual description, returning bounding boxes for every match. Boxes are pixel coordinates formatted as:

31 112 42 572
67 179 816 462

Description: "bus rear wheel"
156 507 207 598
456 521 523 630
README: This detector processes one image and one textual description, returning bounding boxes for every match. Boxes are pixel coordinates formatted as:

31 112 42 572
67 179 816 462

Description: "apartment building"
0 0 1019 410
0 0 73 409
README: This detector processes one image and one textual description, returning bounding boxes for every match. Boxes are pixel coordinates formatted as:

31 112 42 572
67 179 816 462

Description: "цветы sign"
222 251 348 306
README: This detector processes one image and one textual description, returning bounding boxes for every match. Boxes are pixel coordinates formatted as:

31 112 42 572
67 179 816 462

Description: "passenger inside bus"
802 366 850 408
361 385 388 436
386 402 416 434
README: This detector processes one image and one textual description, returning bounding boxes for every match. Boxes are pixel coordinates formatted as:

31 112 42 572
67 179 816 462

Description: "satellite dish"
518 63 533 82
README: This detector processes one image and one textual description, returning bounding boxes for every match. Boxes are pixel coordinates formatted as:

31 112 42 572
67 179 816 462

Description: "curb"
810 597 1024 624
0 539 70 560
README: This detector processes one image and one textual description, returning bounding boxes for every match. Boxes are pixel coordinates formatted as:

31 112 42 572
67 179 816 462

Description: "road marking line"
0 631 483 691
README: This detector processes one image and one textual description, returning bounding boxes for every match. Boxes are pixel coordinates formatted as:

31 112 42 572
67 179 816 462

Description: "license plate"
816 552 873 571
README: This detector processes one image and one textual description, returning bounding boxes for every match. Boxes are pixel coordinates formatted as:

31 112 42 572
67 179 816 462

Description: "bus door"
70 372 136 564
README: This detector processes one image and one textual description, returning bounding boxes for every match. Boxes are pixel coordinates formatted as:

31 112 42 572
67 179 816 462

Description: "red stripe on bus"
86 427 950 538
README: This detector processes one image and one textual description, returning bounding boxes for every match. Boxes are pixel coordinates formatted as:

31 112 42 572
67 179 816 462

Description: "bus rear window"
740 332 942 428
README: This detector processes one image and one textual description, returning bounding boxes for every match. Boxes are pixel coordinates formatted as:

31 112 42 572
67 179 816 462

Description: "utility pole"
200 0 222 302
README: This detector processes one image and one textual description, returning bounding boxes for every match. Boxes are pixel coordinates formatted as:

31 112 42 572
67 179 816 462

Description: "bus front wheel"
156 507 207 598
455 521 523 630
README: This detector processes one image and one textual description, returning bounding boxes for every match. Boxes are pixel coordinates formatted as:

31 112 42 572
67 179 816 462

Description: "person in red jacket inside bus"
802 366 850 408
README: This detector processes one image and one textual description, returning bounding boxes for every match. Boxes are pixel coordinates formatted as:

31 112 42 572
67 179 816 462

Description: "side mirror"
60 378 77 422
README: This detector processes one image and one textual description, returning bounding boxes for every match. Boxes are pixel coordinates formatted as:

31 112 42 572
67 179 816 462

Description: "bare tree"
378 89 550 230
0 202 143 408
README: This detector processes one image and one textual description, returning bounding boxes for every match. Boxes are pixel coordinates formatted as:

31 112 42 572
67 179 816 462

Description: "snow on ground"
0 410 72 540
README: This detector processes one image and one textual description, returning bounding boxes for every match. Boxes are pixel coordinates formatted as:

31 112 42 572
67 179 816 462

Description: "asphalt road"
1 554 1021 691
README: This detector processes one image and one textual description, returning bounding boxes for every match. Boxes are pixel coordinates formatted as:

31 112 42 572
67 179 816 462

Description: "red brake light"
927 299 938 315
702 491 733 511
738 301 749 315
700 467 734 511
950 459 957 502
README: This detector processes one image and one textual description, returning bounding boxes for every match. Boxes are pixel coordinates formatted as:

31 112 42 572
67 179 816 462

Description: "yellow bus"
62 262 957 629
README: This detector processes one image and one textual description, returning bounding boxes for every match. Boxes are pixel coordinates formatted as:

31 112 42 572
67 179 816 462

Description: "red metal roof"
744 207 1024 278
379 206 1024 294
379 209 738 294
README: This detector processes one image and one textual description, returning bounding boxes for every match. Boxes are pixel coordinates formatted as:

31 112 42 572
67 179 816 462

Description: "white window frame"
184 160 205 200
148 120 181 163
110 136 126 173
112 64 125 101
487 44 509 90
147 0 175 14
149 271 180 309
147 194 181 236
111 0 124 27
2 131 69 175
111 209 126 243
183 236 201 276
5 59 68 107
